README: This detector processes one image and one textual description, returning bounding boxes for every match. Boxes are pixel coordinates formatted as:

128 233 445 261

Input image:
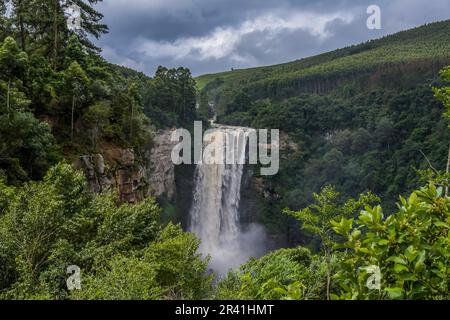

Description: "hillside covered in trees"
0 0 200 186
197 20 450 243
196 20 450 93
0 0 207 299
194 21 450 300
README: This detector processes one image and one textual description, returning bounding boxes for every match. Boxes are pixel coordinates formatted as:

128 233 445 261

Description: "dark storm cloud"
94 0 450 76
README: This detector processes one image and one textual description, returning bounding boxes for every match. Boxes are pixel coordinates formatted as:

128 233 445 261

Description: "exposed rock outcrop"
78 154 110 193
75 129 179 203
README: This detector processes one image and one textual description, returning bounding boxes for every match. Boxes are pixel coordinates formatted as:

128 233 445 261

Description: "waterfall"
189 125 265 274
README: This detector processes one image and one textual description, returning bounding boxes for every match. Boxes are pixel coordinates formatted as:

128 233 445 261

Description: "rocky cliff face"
146 129 177 201
74 129 179 203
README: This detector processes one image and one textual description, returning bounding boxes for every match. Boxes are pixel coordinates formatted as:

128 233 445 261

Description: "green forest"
0 1 449 300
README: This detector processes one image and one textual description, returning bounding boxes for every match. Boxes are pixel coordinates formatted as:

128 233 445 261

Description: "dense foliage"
217 183 449 300
198 21 450 242
0 1 199 185
0 163 212 299
332 184 449 299
215 247 328 300
216 63 450 300
0 1 207 300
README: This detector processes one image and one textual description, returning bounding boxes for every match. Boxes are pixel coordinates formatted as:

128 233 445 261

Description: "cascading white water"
189 125 264 274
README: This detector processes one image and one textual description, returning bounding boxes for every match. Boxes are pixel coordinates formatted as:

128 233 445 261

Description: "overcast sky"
93 0 450 76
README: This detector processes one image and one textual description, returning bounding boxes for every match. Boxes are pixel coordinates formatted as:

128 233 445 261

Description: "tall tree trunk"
7 78 11 114
71 95 75 141
53 0 59 69
446 145 450 197
18 0 26 51
322 244 332 300
130 103 134 141
326 251 331 300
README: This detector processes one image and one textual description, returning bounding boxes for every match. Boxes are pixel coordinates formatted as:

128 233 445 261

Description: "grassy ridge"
196 20 450 91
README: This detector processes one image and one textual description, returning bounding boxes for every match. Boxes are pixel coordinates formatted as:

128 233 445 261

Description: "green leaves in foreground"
332 184 450 300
